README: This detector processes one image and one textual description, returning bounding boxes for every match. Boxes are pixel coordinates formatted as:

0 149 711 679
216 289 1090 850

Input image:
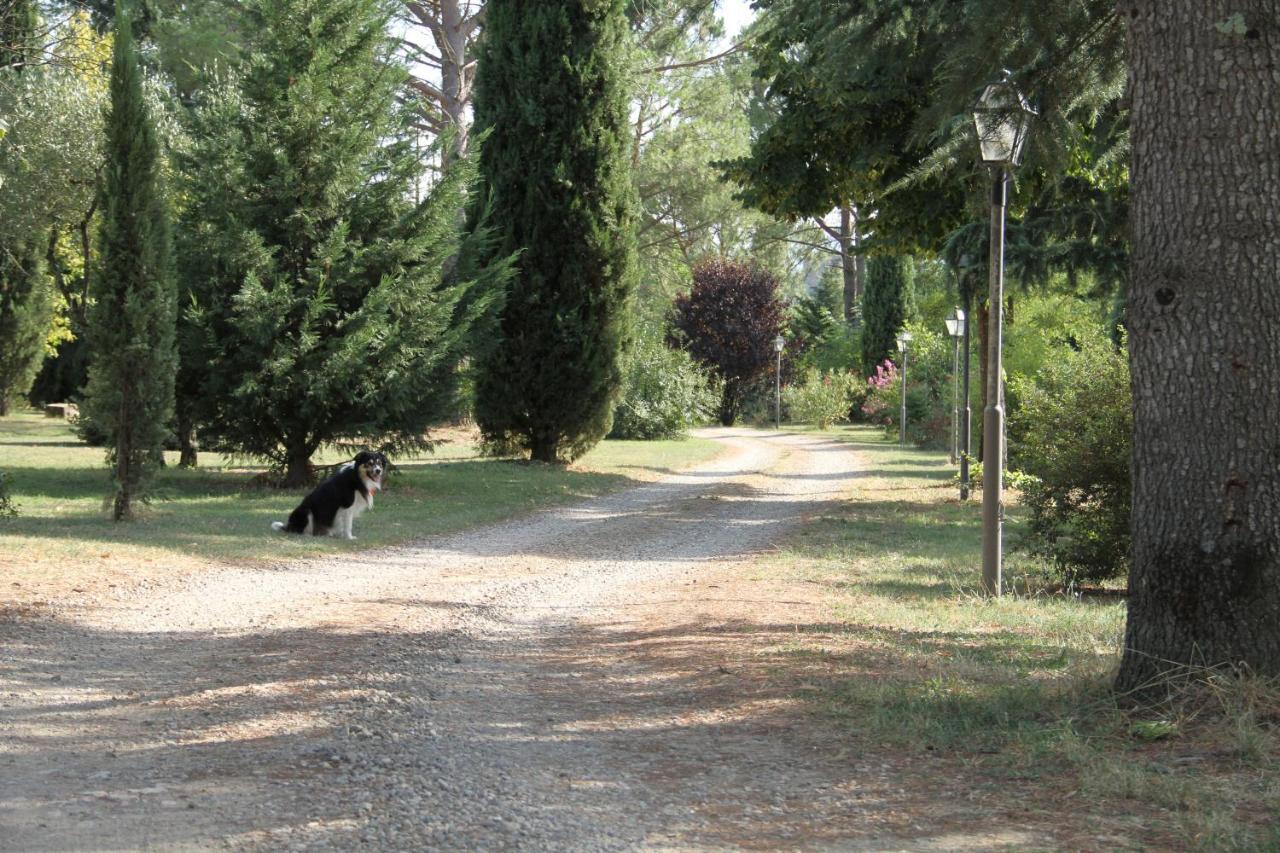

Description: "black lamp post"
973 70 1035 597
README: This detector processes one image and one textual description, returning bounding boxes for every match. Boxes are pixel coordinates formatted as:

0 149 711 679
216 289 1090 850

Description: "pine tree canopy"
180 0 512 486
470 0 638 464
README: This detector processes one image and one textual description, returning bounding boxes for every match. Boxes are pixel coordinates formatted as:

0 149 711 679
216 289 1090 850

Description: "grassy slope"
0 412 722 581
762 426 1278 849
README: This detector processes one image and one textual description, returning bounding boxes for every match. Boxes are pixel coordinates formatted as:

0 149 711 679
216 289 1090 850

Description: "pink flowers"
866 359 897 390
861 360 898 423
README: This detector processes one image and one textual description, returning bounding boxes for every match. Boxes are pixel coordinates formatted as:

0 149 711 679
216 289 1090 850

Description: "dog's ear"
353 451 371 466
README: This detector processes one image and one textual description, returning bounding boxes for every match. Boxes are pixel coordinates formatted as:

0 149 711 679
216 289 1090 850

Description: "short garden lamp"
974 70 1035 598
773 334 785 430
944 309 965 466
895 331 912 446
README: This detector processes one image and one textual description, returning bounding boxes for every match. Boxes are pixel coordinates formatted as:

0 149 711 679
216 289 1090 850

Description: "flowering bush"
784 369 858 429
861 360 898 424
860 323 955 448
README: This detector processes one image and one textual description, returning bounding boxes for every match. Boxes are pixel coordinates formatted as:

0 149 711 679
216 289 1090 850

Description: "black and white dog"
272 451 387 539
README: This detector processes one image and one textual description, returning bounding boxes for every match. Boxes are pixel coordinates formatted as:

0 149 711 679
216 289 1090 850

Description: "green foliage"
610 323 716 440
783 368 857 429
471 0 637 463
1010 332 1131 586
179 0 507 485
0 0 38 71
860 256 915 375
720 0 968 255
0 245 54 414
0 469 17 517
81 5 176 521
0 13 111 411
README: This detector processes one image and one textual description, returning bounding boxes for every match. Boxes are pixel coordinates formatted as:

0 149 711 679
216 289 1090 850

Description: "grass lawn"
0 411 723 600
762 425 1279 849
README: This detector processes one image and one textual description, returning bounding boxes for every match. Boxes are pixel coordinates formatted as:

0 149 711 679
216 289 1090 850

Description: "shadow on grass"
0 459 639 564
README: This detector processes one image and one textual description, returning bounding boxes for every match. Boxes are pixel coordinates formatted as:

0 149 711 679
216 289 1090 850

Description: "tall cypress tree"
860 256 914 375
471 0 637 463
180 0 507 486
0 0 54 414
81 2 176 521
0 245 54 415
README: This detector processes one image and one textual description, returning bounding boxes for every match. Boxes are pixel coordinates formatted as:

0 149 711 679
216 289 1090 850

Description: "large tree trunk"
1115 1 1280 692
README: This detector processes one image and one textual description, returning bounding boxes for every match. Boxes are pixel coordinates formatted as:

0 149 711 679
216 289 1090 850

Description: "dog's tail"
271 521 286 533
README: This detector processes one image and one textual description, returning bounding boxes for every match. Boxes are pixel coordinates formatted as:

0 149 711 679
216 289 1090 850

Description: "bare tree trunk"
1115 0 1280 692
177 409 197 468
839 205 859 321
112 396 133 521
403 0 482 162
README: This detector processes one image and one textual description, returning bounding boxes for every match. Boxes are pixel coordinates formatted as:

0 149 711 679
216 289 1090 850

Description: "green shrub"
1009 333 1131 586
0 471 17 518
784 368 857 429
610 326 717 440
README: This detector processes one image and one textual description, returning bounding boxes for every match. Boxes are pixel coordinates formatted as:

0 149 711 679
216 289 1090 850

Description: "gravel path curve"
0 428 963 851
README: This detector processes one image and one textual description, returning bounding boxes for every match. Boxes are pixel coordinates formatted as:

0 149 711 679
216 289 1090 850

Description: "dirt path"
0 429 1042 851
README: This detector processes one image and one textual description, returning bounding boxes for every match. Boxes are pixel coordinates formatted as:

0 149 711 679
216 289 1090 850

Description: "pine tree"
180 0 508 486
81 3 176 521
860 256 914 375
471 0 638 463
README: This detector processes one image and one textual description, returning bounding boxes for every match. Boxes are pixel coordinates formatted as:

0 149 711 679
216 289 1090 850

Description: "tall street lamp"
774 334 785 430
944 308 965 466
895 331 912 446
973 70 1035 597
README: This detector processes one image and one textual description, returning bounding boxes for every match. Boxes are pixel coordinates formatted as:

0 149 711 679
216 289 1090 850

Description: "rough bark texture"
1115 0 1280 692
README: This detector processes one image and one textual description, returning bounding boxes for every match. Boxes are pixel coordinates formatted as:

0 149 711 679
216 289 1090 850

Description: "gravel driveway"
1 428 1032 851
